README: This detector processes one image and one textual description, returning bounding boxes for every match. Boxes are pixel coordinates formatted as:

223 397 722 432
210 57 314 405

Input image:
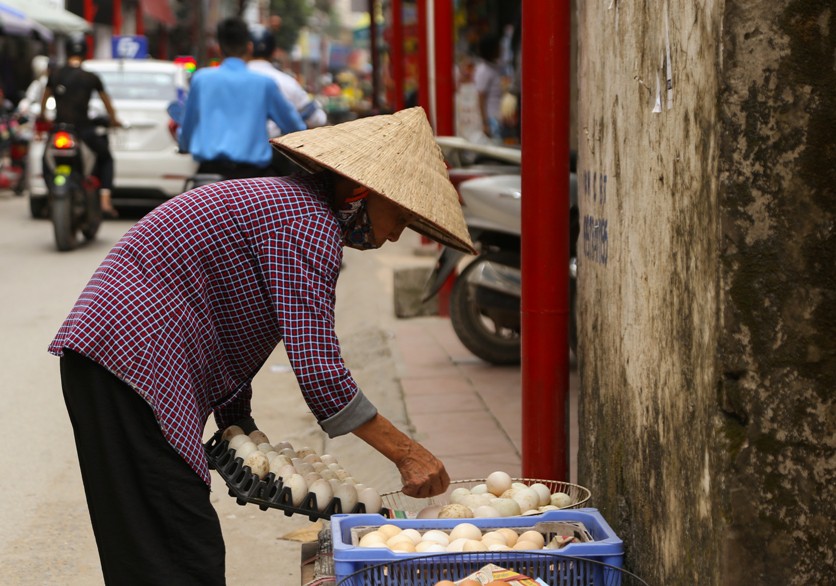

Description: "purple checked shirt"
49 173 377 485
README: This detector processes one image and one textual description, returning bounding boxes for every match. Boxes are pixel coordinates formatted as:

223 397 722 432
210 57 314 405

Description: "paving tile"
400 376 473 395
404 389 484 415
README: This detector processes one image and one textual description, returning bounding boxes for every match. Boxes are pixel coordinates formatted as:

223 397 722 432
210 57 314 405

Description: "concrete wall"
576 1 835 584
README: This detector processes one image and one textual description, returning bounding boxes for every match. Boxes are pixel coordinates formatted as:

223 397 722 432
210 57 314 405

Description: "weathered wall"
577 0 835 584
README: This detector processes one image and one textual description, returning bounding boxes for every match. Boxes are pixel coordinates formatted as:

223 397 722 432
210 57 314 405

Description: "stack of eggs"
417 471 575 519
221 425 382 514
357 521 548 553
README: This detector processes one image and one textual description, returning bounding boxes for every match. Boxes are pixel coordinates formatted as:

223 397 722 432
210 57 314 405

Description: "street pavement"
0 190 577 585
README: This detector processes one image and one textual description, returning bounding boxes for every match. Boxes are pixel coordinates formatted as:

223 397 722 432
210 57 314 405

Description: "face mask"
336 188 379 250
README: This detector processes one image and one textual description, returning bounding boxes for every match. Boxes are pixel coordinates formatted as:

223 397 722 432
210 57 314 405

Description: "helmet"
65 33 87 58
249 24 275 59
31 55 50 77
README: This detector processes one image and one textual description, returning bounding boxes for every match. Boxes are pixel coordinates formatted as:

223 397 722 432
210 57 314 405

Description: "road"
0 191 427 584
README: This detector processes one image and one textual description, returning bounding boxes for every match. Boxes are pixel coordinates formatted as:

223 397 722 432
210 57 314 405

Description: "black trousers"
60 350 225 586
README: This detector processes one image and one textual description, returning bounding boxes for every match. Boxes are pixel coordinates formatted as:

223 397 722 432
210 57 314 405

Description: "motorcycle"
424 139 578 365
42 119 108 251
0 113 25 194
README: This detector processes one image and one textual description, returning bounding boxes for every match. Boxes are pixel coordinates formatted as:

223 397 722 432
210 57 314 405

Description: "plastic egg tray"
203 431 390 521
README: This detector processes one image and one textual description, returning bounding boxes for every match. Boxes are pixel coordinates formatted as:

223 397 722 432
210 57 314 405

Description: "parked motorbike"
0 113 25 194
42 119 107 251
425 142 578 365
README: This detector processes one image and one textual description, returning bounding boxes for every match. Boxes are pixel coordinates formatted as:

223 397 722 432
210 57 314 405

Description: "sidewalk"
391 315 579 485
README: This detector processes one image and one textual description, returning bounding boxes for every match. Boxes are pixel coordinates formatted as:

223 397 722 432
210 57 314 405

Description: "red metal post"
521 0 571 480
135 0 144 36
84 0 95 58
415 0 431 118
113 0 122 35
390 0 405 111
369 0 381 112
432 0 454 135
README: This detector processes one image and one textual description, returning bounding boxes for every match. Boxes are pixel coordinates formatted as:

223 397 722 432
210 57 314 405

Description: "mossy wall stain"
578 0 835 584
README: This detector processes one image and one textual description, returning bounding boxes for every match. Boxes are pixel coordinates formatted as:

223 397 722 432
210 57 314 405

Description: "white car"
29 59 197 217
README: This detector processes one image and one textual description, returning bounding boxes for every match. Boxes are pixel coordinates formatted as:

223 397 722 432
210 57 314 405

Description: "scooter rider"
39 34 122 218
178 17 305 180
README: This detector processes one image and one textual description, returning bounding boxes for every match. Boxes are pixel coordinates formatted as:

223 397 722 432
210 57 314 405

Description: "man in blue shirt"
179 17 305 179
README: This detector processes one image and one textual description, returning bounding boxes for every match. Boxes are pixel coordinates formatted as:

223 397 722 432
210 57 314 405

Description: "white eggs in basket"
285 473 308 507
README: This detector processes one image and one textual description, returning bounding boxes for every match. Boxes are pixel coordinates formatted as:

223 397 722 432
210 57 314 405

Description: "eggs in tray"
218 425 382 514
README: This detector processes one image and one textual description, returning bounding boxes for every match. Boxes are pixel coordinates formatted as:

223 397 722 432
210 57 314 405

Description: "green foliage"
270 0 314 52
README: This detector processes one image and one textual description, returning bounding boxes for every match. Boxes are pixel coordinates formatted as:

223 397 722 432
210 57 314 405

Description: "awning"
141 0 175 27
0 2 53 40
3 0 90 34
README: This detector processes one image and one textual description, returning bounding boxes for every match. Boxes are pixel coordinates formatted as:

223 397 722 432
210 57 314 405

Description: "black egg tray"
204 431 390 521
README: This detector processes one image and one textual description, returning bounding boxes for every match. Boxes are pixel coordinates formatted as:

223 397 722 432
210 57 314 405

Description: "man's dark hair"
217 17 250 58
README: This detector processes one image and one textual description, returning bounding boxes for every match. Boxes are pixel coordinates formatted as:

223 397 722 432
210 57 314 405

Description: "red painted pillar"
135 0 144 36
432 0 454 135
84 0 95 59
369 0 381 112
521 0 571 480
113 0 122 35
416 0 431 118
390 0 405 111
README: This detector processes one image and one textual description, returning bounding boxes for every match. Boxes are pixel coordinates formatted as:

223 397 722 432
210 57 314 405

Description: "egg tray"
203 431 391 522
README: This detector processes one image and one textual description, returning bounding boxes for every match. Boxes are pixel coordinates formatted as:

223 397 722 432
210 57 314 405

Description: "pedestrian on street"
51 107 476 585
178 17 305 180
247 23 328 176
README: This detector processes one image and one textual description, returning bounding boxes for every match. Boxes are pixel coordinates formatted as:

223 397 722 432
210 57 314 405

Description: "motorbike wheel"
450 252 522 365
51 195 78 251
81 188 101 241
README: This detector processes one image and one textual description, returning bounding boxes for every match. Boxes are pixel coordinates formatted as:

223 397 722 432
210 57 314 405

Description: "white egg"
285 474 308 507
296 446 316 458
529 483 552 507
446 537 469 552
234 441 258 460
303 472 322 485
319 469 337 481
486 471 513 497
512 488 540 514
481 531 507 546
400 529 422 545
309 478 334 511
334 469 352 481
513 539 540 551
416 505 442 519
221 425 244 441
359 531 387 548
354 483 366 493
471 483 489 494
550 492 573 508
273 463 296 480
496 528 519 546
519 530 546 549
303 453 321 464
462 539 488 552
243 451 270 479
490 497 521 517
228 434 250 451
539 505 560 512
280 447 297 458
249 430 271 445
268 453 290 467
416 542 446 553
420 530 450 546
273 441 294 452
264 451 281 463
334 483 358 513
294 462 314 475
472 505 501 518
389 540 415 553
320 453 338 466
311 462 327 472
449 487 472 504
449 522 482 541
257 442 274 454
358 486 382 514
488 543 512 551
328 478 341 492
460 494 485 510
377 524 402 539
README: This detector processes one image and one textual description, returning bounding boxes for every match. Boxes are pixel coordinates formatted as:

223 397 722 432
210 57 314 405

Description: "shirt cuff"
319 391 377 438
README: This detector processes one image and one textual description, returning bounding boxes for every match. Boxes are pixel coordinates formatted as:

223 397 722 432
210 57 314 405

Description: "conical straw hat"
271 107 477 255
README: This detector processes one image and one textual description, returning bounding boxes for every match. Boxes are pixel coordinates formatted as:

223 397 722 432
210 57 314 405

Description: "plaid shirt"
49 174 373 485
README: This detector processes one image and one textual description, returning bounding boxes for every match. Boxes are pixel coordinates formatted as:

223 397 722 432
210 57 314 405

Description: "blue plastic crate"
331 508 624 584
